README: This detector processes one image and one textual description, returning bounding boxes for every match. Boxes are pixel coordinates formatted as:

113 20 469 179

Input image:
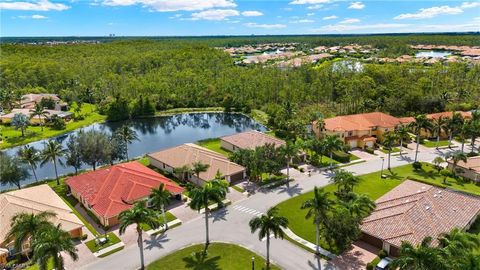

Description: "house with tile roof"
0 108 73 125
148 143 246 186
0 185 84 256
447 156 480 182
360 180 480 256
398 111 472 139
19 93 68 111
65 161 184 227
313 112 403 149
220 130 285 151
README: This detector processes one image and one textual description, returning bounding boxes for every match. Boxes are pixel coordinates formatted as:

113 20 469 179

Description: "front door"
382 241 390 255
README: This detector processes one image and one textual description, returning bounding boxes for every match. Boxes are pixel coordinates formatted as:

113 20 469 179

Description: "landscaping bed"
421 139 450 148
85 232 122 253
147 242 280 270
140 212 178 231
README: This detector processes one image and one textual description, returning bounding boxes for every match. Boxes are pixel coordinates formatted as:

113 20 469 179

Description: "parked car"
376 257 393 270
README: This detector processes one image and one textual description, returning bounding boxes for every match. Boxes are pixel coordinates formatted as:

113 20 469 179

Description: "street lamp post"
251 256 255 270
380 157 385 179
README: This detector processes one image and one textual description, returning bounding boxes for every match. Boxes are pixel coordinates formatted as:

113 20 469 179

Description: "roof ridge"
4 192 70 212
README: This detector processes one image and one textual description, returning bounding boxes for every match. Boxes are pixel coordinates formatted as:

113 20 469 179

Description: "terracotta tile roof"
0 185 84 245
321 112 402 132
65 161 183 219
0 108 72 120
21 93 60 104
148 143 245 182
361 180 480 248
221 130 285 150
426 111 472 120
450 156 480 173
398 117 415 124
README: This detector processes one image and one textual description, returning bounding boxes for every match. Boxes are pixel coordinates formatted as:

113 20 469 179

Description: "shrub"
378 250 387 259
467 152 479 157
412 161 422 170
332 150 350 163
366 263 374 270
365 147 375 154
50 115 66 130
299 167 305 173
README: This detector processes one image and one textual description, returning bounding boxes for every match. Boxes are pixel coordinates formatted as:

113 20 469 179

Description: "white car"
376 257 393 270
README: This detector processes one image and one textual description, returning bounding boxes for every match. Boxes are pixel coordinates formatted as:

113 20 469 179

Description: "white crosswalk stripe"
232 205 263 217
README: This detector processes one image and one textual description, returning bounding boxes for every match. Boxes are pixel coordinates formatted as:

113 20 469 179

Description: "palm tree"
438 228 480 255
330 169 359 196
323 135 344 168
249 207 288 269
409 114 431 162
31 224 78 270
17 145 41 182
119 201 161 270
395 125 410 156
382 132 398 170
392 237 448 270
279 141 299 181
7 211 56 259
301 187 333 255
192 161 210 180
446 112 464 149
149 183 171 230
446 150 467 174
458 121 470 153
29 103 50 132
467 119 480 153
40 140 66 185
189 179 229 247
115 124 139 160
341 193 376 220
432 156 445 173
431 116 447 149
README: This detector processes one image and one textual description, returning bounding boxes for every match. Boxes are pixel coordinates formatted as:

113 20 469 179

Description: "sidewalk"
282 227 336 259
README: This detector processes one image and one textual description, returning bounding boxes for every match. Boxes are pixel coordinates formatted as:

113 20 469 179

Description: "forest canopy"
1 34 479 123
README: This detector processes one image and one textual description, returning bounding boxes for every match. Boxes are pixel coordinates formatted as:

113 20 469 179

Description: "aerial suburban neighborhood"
1 1 480 270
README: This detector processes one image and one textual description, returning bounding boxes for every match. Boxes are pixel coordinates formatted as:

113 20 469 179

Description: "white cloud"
241 10 263 17
31 14 47 19
394 5 463 19
168 14 183 19
190 9 239 20
322 15 337 20
461 2 480 9
290 0 330 4
244 22 286 29
340 18 360 24
307 13 315 16
291 19 314 23
0 0 69 11
307 4 323 10
102 0 236 12
348 2 364 9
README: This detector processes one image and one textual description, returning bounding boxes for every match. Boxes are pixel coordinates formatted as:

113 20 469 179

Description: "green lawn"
85 232 122 253
421 139 450 148
147 243 280 270
379 147 400 154
196 138 231 156
276 162 480 254
140 211 177 231
137 156 151 166
0 103 106 149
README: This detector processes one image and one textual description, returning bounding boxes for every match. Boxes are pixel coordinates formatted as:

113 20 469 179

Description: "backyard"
276 162 480 254
147 243 280 270
196 138 231 156
0 103 105 149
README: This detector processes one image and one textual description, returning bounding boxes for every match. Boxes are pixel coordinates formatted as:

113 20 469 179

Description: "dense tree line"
1 37 479 123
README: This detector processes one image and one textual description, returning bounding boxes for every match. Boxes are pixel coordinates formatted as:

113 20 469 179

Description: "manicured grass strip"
379 147 400 154
196 138 231 156
0 103 106 149
137 156 151 166
421 140 450 148
98 246 125 258
47 179 99 236
231 185 245 193
140 212 177 231
147 243 280 270
152 221 182 236
85 232 121 253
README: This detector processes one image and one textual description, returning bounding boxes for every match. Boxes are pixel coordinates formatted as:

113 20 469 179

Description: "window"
348 131 353 136
372 126 377 131
385 128 389 132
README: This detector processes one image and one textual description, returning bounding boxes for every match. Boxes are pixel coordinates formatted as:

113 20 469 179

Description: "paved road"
80 146 453 270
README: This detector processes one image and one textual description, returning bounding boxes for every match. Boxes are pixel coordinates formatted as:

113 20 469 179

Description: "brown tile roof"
0 185 84 245
321 112 402 132
148 143 245 182
450 156 480 173
66 161 183 219
0 108 72 120
426 111 472 120
221 130 285 150
361 180 480 248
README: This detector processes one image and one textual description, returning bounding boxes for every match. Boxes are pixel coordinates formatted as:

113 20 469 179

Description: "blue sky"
1 0 479 36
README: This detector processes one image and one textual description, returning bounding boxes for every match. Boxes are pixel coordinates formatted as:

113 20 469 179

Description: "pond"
1 113 266 191
415 50 452 58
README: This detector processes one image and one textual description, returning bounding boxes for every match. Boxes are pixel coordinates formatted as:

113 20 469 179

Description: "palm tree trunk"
161 204 168 230
39 115 43 132
329 152 334 168
436 134 440 149
137 226 145 270
266 235 270 268
471 136 476 152
31 163 38 182
414 134 420 162
448 133 453 148
399 138 403 156
205 208 210 246
315 221 320 255
53 158 59 185
461 141 465 153
125 143 129 161
388 151 391 170
286 159 290 180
